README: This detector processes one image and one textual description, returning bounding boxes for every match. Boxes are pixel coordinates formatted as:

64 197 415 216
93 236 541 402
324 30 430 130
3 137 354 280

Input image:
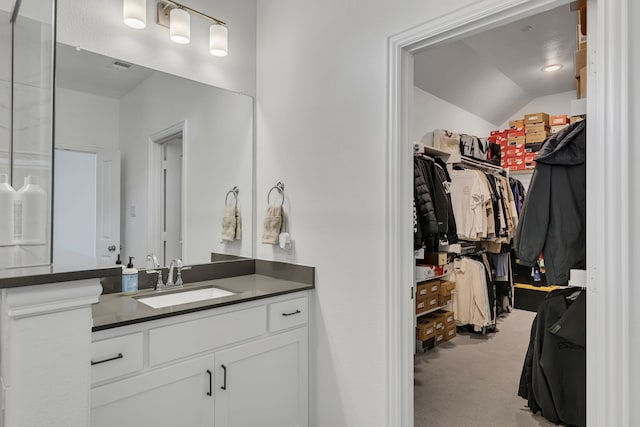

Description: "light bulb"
209 24 228 57
123 0 146 29
170 8 190 44
542 64 563 72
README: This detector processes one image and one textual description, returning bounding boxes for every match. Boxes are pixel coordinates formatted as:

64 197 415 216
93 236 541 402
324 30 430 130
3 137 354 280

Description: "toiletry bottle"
122 256 138 295
0 174 16 246
15 176 47 244
115 254 122 266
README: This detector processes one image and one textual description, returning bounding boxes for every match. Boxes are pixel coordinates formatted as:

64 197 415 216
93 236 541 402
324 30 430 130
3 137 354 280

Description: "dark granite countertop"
92 273 314 331
0 263 121 288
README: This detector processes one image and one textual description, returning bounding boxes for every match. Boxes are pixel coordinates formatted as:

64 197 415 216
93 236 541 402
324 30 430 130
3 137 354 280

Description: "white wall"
119 72 253 266
56 0 257 96
413 86 496 144
256 1 483 426
54 88 119 151
500 90 577 129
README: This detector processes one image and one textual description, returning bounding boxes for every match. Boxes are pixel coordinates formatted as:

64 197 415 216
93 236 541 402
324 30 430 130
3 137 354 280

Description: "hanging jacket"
414 157 439 251
518 288 586 427
514 120 586 285
435 158 458 243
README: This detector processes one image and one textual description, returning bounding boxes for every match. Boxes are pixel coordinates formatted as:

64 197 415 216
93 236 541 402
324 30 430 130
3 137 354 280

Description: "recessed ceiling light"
542 64 563 72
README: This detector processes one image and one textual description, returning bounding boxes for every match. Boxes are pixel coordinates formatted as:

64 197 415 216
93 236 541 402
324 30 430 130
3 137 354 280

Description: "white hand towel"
235 207 242 240
221 207 237 241
262 205 283 244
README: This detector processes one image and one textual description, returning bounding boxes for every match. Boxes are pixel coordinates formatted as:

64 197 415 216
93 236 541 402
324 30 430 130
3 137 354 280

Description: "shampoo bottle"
122 256 138 295
15 176 47 244
0 174 16 246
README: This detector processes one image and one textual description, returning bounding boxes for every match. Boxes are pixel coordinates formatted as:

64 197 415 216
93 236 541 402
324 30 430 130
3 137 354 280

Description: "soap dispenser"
122 256 138 295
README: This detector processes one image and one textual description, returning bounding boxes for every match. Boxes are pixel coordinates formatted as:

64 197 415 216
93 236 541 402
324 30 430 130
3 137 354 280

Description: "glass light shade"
170 8 190 44
209 24 228 57
123 0 146 29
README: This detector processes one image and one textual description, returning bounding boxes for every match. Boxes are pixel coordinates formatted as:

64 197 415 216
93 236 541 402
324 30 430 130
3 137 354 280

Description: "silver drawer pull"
282 310 301 317
91 353 124 366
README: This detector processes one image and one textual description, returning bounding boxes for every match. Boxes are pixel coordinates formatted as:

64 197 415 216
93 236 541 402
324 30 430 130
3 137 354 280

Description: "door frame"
148 121 188 265
386 0 630 425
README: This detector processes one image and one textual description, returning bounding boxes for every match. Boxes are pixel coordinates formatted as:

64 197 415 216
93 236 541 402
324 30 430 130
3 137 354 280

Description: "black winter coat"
514 120 586 284
518 288 586 427
414 157 439 251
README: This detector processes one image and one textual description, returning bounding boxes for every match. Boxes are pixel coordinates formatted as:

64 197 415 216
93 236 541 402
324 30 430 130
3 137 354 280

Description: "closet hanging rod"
459 156 506 176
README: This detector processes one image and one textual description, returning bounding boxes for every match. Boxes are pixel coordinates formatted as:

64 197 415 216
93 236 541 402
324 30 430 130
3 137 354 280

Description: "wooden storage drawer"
91 332 143 384
268 296 308 332
149 305 267 366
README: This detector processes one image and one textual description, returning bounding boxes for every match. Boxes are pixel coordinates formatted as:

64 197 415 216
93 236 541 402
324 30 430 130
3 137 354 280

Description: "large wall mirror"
53 42 254 268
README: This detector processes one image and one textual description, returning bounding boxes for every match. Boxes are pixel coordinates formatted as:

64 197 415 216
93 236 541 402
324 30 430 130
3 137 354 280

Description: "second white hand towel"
221 206 237 241
261 205 283 244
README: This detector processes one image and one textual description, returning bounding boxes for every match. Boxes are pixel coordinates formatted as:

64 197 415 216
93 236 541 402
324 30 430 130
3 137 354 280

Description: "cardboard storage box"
526 124 550 134
509 119 524 129
415 264 447 281
569 115 584 124
424 313 446 330
526 132 548 144
434 331 445 346
416 294 439 313
509 165 526 171
423 252 448 266
525 161 536 170
525 142 544 152
524 112 550 125
550 115 568 126
438 294 452 307
436 310 455 326
443 324 457 342
416 280 440 298
439 280 456 296
416 337 436 353
577 25 587 50
507 136 525 146
416 319 437 341
551 124 569 134
507 128 525 138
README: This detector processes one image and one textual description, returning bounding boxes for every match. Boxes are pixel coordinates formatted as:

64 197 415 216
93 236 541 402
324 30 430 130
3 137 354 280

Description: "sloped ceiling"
414 5 577 126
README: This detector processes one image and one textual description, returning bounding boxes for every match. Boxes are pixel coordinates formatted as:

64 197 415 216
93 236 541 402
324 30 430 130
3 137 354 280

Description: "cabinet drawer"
149 305 267 366
91 332 143 384
268 296 308 332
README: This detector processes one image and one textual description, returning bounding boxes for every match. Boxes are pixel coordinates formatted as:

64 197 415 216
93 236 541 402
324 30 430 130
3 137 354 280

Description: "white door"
214 328 308 427
96 150 121 266
91 355 215 427
53 149 97 265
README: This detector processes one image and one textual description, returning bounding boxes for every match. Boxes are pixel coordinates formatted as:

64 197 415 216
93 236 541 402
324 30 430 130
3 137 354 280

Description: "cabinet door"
214 327 308 427
91 355 215 427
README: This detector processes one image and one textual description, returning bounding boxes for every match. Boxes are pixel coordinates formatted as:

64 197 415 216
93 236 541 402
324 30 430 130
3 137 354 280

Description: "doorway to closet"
383 0 618 425
411 4 584 426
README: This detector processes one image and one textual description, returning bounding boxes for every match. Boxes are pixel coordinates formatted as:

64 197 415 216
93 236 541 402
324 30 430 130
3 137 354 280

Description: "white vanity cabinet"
89 292 309 427
91 355 215 427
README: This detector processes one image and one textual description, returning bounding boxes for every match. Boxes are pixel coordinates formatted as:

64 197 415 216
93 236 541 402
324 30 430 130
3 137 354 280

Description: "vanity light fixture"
156 0 228 56
123 0 147 29
169 7 190 44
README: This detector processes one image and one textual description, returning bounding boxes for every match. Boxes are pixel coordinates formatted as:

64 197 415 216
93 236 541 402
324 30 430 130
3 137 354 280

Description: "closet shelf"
415 272 450 284
418 144 462 164
416 303 451 318
509 169 534 176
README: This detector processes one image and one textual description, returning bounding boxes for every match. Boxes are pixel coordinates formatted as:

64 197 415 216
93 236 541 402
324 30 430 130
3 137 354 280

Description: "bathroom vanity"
0 260 314 427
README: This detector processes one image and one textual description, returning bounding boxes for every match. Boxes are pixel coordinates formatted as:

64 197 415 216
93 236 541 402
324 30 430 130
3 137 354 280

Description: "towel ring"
225 186 239 207
267 181 285 207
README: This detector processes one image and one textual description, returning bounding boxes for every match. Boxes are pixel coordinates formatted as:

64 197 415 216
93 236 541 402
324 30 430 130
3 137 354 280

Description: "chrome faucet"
166 259 191 289
146 254 166 291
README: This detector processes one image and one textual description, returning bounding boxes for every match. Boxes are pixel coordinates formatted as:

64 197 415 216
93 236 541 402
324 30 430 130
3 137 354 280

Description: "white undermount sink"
136 287 237 309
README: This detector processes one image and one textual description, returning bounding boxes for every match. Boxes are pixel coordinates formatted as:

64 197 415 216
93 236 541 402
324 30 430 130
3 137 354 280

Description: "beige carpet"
414 309 560 427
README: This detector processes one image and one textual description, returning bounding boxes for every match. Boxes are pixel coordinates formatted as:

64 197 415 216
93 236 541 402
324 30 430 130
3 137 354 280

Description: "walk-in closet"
412 3 587 426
